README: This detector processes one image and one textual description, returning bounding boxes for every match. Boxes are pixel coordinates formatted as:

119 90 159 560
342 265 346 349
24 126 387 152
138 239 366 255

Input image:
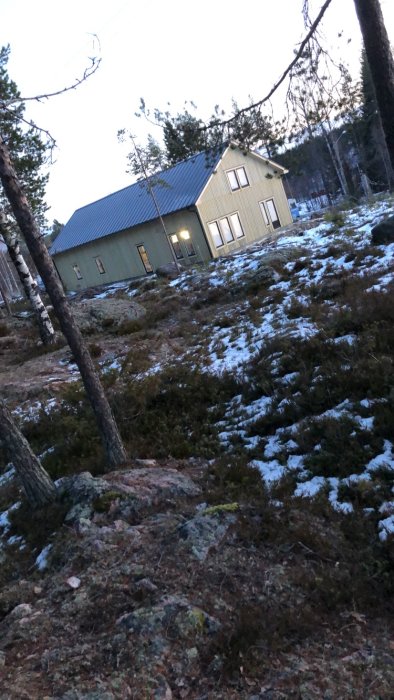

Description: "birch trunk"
0 400 56 507
0 214 55 344
0 136 127 468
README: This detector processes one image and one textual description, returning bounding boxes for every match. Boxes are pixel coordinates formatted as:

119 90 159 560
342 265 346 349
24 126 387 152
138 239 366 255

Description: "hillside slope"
0 195 393 698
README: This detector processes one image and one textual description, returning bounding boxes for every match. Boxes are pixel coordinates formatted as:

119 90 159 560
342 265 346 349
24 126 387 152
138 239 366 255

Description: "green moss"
202 502 239 515
92 490 127 513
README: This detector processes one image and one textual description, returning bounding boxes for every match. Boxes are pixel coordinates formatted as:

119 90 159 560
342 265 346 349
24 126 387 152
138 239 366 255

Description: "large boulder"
71 298 145 332
155 262 180 280
371 215 394 245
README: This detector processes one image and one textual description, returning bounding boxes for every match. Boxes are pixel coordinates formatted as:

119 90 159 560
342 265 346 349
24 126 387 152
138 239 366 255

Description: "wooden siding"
53 210 211 292
197 146 292 258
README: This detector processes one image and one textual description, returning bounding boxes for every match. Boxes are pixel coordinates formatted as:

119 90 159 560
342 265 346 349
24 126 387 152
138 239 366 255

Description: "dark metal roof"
51 149 224 255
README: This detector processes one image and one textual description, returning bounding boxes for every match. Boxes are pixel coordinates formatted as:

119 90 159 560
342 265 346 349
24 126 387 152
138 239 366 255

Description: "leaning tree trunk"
354 0 394 173
0 136 127 468
0 213 55 344
0 399 56 507
0 277 11 315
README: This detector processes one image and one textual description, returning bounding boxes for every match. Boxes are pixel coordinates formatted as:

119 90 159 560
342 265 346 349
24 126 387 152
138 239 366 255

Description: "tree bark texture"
0 277 11 315
0 214 55 344
0 400 56 507
0 137 128 468
354 0 394 173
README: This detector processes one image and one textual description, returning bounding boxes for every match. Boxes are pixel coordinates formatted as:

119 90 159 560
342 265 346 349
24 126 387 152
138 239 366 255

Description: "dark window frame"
94 256 106 274
226 166 250 191
72 264 82 280
169 234 184 260
208 211 245 248
137 244 153 274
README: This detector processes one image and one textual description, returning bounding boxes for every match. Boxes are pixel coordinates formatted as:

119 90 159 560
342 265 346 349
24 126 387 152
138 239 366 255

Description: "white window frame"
94 256 106 274
208 211 245 248
226 166 250 191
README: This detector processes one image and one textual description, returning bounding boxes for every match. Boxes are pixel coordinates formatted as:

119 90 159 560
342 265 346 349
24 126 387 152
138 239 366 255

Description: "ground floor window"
208 212 245 248
94 256 106 274
260 198 281 230
169 234 184 259
179 229 196 256
208 221 224 248
72 264 82 280
137 244 153 273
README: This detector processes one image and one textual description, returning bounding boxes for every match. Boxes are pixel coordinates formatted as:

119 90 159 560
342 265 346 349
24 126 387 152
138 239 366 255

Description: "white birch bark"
0 213 55 344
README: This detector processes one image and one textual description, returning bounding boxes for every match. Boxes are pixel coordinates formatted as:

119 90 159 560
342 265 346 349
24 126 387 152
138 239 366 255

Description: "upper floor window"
94 256 106 274
226 166 249 191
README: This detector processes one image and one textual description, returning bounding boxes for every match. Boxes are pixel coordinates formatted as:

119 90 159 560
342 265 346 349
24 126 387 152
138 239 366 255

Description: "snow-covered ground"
171 196 394 537
3 195 393 544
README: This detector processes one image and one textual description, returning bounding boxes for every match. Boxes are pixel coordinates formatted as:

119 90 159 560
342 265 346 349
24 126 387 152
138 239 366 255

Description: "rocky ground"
0 461 393 699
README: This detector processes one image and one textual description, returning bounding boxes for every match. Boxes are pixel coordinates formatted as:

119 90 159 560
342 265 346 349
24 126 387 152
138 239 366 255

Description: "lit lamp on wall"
179 229 190 240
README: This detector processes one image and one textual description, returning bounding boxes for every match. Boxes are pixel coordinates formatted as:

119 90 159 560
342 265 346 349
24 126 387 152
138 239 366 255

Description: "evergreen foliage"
0 45 49 226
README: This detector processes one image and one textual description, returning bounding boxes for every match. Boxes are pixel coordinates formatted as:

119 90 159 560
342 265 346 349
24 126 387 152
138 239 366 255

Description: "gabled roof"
50 148 225 255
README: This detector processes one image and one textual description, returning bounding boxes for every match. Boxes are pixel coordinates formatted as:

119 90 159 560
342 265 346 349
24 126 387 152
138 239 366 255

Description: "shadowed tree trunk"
0 399 56 507
0 136 128 468
0 277 11 315
354 0 394 173
0 213 55 344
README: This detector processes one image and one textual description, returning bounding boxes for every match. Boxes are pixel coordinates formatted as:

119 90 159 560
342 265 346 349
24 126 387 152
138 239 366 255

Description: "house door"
260 198 281 230
137 244 153 273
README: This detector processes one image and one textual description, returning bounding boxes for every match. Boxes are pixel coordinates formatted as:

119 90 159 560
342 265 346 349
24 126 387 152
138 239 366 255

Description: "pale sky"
1 0 393 226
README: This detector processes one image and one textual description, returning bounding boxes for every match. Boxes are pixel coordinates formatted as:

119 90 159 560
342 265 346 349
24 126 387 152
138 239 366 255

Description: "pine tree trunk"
0 400 56 507
0 214 55 344
0 136 128 468
354 0 394 174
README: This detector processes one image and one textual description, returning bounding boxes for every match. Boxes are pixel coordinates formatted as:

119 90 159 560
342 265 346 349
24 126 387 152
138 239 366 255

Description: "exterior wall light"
179 229 190 240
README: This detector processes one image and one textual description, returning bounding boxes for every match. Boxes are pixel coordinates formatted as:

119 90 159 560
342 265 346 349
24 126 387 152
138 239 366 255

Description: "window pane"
170 234 184 259
230 213 245 238
236 167 249 187
227 170 239 191
266 199 281 229
95 257 106 274
208 221 223 247
185 239 196 256
137 245 153 273
73 264 82 280
219 217 234 243
179 230 195 256
259 201 269 226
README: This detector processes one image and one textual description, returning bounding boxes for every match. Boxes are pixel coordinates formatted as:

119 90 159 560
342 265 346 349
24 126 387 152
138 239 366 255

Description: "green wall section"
53 209 211 292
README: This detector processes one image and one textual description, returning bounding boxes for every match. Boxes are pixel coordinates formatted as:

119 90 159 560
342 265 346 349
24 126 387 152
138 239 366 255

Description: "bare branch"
0 105 57 148
199 0 333 132
0 54 101 109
